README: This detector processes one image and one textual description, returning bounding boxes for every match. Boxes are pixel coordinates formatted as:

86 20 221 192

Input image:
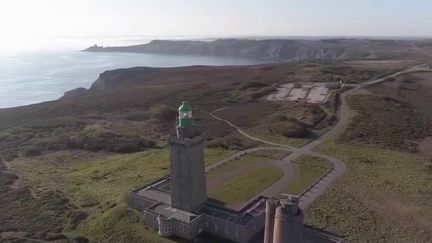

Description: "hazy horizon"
1 0 432 52
1 34 431 54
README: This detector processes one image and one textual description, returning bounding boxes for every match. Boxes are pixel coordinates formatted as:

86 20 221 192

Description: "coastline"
0 50 264 109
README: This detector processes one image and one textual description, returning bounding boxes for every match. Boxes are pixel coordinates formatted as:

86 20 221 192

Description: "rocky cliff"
89 67 158 91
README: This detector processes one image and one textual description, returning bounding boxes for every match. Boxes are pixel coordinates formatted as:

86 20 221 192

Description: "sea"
0 36 263 109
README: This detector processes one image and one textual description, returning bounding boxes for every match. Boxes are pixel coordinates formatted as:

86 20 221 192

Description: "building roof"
199 196 267 226
152 203 200 223
137 188 171 205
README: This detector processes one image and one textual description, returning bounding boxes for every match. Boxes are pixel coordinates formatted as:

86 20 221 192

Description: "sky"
0 0 431 52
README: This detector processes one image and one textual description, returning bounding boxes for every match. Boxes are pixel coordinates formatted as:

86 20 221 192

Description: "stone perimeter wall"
203 213 265 243
128 191 266 243
143 209 204 240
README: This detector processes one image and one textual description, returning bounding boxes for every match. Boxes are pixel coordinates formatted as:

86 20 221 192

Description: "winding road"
203 65 432 209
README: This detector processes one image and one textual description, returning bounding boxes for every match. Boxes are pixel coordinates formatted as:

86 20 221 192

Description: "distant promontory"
84 38 432 61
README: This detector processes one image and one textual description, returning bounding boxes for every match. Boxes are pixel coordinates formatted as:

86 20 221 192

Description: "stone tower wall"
264 199 276 243
169 135 207 212
272 205 304 243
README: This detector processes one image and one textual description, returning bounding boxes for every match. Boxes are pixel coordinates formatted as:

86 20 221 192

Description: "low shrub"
31 130 155 154
71 236 89 243
21 146 42 157
228 86 276 103
250 87 276 99
122 111 148 121
207 135 246 150
237 81 268 91
27 116 83 130
76 132 155 153
149 105 176 123
340 94 432 152
267 115 308 138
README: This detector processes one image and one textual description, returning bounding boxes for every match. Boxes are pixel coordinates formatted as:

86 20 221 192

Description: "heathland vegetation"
306 78 432 242
0 60 427 242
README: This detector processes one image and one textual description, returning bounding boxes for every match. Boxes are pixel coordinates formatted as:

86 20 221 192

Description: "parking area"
266 82 338 104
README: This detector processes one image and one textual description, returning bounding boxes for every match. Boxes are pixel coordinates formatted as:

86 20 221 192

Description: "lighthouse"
168 101 207 212
127 101 343 243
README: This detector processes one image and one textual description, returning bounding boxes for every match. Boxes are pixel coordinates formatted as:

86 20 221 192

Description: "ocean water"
0 50 263 109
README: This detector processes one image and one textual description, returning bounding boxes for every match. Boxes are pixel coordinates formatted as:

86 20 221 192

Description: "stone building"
128 101 345 243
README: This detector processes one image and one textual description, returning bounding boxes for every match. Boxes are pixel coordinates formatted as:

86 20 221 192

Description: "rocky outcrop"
84 38 428 61
61 87 88 99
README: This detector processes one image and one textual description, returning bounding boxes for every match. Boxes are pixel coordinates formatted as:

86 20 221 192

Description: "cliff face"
84 38 429 61
89 67 160 91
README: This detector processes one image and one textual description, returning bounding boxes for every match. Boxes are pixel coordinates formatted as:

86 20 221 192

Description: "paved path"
296 153 345 208
205 65 432 209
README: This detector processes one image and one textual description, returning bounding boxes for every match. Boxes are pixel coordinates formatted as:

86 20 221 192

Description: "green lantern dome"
178 101 192 112
178 101 193 128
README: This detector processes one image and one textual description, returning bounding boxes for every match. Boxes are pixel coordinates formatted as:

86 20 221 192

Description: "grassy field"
285 155 332 195
10 150 170 242
76 204 172 243
12 150 169 208
10 147 233 242
12 148 233 207
306 141 432 242
206 153 283 205
206 154 270 181
208 167 283 205
204 147 236 166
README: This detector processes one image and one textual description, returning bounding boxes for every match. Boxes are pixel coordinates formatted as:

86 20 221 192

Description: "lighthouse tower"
168 101 207 212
